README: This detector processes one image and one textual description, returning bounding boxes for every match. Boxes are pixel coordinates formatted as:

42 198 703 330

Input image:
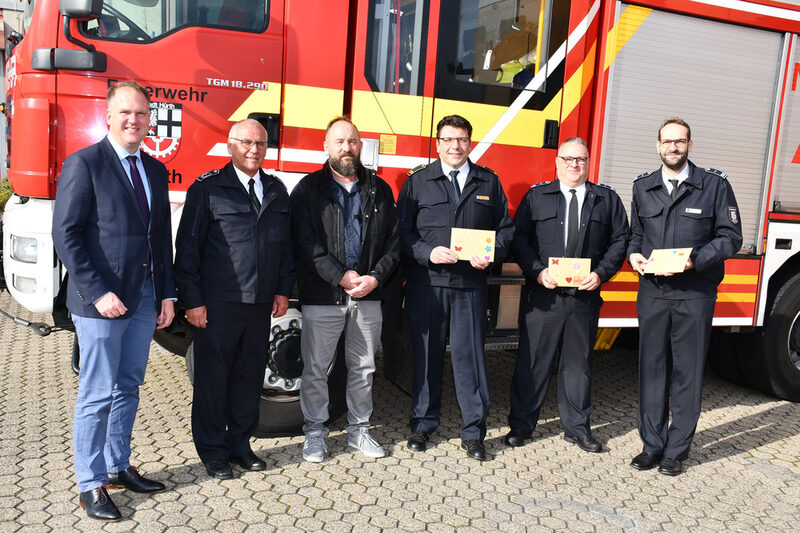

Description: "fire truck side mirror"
59 0 103 20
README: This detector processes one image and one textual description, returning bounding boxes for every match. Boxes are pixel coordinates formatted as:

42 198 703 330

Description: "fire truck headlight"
12 274 36 293
10 235 38 264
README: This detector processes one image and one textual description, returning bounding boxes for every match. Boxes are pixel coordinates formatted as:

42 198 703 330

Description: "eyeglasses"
438 137 471 146
230 137 268 150
557 156 588 166
659 138 688 148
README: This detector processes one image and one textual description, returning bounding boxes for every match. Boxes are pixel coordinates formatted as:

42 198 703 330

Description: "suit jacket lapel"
100 138 149 229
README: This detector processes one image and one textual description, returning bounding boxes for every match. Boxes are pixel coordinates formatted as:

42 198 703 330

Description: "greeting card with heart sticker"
450 227 496 262
642 248 693 274
548 257 591 287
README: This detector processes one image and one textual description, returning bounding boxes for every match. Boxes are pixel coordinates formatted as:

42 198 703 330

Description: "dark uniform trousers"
510 290 600 436
508 180 629 437
407 284 489 441
174 162 294 464
398 160 514 442
192 301 271 462
637 295 715 461
629 162 742 462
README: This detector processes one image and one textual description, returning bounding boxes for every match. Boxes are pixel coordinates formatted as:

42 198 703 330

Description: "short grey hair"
229 118 267 140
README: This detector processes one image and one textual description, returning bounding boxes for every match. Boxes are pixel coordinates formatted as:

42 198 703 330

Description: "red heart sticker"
565 277 572 283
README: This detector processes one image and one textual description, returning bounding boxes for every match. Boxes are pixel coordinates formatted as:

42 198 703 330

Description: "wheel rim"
788 309 800 371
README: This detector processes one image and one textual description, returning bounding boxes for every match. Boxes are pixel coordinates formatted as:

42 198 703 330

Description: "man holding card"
627 118 742 476
398 115 514 461
506 137 629 453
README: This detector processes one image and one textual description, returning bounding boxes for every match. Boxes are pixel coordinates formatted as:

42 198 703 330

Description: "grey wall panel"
598 4 782 247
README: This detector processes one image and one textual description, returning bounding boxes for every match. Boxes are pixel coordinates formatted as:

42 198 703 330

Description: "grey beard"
330 156 361 177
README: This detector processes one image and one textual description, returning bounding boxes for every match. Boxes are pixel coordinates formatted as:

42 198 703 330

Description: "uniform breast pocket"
679 209 713 245
532 204 559 244
268 206 290 242
471 198 494 228
638 206 663 237
211 200 253 244
417 196 450 229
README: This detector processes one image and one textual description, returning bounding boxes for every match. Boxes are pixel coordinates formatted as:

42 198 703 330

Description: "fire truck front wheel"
743 273 800 402
183 314 347 437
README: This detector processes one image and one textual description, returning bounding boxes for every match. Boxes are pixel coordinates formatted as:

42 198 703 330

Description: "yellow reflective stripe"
283 84 344 130
608 272 758 285
227 84 281 121
351 91 430 136
560 41 597 122
600 290 757 302
604 5 652 71
600 291 637 301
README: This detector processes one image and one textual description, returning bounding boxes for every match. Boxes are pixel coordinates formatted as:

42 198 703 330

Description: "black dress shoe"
504 430 532 447
564 434 603 453
231 451 267 471
658 457 683 476
205 460 235 479
630 451 662 471
407 431 430 452
107 466 165 493
79 487 122 522
461 440 487 461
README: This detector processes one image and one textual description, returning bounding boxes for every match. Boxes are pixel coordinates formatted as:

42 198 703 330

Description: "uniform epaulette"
530 181 550 189
196 169 221 182
408 164 427 176
634 170 655 181
478 165 497 176
705 168 728 179
596 182 617 192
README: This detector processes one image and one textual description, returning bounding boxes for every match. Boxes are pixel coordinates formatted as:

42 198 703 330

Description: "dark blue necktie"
126 155 150 226
450 169 461 200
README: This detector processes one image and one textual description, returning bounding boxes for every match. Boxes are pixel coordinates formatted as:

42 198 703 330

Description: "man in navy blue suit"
53 81 177 521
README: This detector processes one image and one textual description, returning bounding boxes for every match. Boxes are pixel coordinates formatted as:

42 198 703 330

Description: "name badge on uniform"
476 195 490 201
685 208 702 214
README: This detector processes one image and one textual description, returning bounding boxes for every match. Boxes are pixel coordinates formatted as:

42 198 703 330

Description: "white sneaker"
348 429 387 458
302 434 327 463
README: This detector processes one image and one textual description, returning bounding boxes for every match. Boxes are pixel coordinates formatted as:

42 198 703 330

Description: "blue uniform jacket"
174 162 295 307
513 180 630 307
52 137 177 319
627 161 743 299
398 160 514 288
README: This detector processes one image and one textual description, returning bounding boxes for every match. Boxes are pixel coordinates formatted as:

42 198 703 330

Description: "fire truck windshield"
79 0 269 42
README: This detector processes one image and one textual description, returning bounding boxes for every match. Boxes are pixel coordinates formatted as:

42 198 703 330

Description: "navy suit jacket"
53 137 177 319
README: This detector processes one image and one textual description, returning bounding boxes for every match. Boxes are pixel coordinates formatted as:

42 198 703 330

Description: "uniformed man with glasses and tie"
398 114 514 461
506 137 629 453
174 118 294 480
627 118 741 476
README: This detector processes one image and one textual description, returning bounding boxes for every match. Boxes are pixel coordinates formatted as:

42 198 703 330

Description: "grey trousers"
300 299 382 435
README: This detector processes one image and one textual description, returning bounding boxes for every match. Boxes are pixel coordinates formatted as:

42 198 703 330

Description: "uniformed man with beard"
290 117 399 462
627 117 742 476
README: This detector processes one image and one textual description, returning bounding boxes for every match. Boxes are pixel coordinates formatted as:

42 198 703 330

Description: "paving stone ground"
1 289 799 532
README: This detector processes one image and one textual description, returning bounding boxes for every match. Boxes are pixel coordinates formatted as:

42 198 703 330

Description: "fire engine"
3 0 800 435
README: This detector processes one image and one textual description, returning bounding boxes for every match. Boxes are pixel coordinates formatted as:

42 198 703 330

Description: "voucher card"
642 248 693 274
450 228 496 263
548 257 591 287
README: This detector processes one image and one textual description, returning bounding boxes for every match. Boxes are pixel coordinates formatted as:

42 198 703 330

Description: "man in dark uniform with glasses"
398 115 514 461
628 117 742 476
505 137 629 452
174 119 294 480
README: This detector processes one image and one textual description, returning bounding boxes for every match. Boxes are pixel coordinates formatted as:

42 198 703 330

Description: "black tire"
152 311 194 357
184 335 347 438
707 329 749 387
740 273 800 402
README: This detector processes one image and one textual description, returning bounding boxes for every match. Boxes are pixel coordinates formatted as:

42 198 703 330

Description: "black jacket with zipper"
290 163 400 305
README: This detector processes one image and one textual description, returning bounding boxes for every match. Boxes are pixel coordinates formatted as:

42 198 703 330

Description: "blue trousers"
72 279 156 491
406 284 489 441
